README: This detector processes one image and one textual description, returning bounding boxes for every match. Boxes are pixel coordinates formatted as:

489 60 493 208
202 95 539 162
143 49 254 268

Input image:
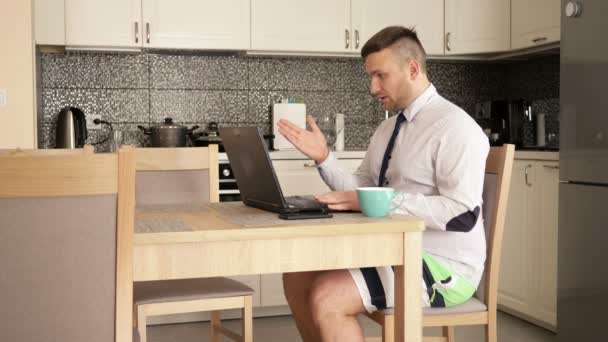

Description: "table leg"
394 232 422 342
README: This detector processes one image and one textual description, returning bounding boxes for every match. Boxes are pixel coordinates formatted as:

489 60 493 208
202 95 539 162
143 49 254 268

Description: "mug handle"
389 192 407 213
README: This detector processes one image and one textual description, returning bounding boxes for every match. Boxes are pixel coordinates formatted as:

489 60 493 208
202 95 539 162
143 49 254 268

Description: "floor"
147 311 557 342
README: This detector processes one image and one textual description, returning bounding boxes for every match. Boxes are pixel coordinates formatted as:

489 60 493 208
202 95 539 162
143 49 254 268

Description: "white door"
499 160 534 313
511 0 560 50
142 0 250 50
445 0 510 54
534 162 559 327
65 0 142 48
251 0 351 53
351 0 444 55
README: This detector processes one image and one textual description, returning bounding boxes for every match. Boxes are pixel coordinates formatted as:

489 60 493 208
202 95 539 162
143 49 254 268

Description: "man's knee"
309 276 343 325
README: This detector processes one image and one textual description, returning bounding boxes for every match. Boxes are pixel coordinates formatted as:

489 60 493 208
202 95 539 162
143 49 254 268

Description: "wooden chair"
365 144 515 342
0 148 136 342
132 145 254 342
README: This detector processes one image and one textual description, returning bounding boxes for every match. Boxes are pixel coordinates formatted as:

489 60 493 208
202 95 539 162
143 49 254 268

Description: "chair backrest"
475 144 514 313
133 146 219 206
0 148 135 342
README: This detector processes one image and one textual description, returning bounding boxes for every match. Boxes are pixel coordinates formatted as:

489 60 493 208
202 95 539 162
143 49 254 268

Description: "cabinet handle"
146 22 150 44
532 37 548 43
345 29 350 49
524 164 533 186
543 164 559 170
303 162 317 168
134 22 139 43
355 29 360 49
445 32 451 52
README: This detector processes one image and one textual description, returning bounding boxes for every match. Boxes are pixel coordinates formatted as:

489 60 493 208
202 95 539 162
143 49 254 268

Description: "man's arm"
392 120 489 231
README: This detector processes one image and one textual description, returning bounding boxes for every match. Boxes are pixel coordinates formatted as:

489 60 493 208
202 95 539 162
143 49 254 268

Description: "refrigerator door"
560 0 608 184
558 183 608 341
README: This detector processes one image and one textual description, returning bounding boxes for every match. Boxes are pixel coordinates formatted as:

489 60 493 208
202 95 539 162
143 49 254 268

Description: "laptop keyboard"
285 196 325 210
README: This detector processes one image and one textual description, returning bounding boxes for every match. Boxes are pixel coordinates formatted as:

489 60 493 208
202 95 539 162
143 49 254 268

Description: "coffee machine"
483 99 529 147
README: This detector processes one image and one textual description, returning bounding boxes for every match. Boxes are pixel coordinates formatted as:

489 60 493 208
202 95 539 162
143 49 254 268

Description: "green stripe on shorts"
423 254 476 307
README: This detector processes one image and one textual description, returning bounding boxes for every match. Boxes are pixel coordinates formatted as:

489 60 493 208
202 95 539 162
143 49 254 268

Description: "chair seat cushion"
380 297 487 316
134 277 254 305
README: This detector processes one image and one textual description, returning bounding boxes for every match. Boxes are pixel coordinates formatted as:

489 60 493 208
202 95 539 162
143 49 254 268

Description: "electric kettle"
55 107 87 148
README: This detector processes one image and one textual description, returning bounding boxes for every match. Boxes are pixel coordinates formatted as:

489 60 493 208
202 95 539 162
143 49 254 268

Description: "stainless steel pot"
138 118 199 147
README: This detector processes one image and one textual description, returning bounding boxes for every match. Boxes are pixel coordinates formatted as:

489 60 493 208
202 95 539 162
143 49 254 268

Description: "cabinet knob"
134 22 139 43
445 32 451 52
345 29 350 49
565 1 582 18
355 29 360 49
525 164 533 186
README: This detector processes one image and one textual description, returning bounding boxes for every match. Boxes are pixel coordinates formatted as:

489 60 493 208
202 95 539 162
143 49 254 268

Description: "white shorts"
349 266 431 313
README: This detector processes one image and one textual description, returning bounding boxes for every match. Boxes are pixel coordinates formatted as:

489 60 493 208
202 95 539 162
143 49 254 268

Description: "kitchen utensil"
272 103 306 150
137 118 198 147
192 122 224 151
55 106 87 148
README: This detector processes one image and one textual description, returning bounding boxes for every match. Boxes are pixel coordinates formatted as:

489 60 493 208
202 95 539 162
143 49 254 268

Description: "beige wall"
0 0 36 149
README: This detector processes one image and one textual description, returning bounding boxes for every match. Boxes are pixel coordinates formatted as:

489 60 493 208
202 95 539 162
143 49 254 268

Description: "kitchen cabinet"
64 0 249 50
34 0 65 45
498 157 559 330
142 0 249 50
445 0 510 54
65 0 142 48
250 0 444 55
273 158 362 196
511 0 560 50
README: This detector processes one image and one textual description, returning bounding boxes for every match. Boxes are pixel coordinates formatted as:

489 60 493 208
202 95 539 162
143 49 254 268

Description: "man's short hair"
361 26 427 73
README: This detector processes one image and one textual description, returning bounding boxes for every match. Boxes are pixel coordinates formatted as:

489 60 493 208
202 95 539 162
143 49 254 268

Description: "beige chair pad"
134 277 254 305
380 297 487 316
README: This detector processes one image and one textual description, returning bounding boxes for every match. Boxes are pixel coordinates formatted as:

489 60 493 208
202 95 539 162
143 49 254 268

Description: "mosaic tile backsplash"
38 51 559 151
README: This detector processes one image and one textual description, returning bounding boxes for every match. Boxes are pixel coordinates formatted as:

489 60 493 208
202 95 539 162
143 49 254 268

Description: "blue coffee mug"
356 187 396 218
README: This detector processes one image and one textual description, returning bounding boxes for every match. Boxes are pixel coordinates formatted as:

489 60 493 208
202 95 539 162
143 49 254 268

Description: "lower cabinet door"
261 273 288 307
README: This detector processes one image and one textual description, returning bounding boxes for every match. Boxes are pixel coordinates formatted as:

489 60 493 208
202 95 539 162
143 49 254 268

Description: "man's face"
365 48 413 112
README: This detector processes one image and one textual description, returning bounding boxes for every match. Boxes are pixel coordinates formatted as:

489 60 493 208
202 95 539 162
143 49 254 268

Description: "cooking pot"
192 122 224 151
192 122 276 151
137 118 199 147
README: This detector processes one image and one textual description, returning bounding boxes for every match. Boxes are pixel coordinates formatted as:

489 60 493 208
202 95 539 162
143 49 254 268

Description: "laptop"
219 126 332 220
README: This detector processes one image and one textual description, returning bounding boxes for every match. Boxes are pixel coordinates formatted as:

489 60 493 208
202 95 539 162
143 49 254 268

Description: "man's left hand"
315 191 360 211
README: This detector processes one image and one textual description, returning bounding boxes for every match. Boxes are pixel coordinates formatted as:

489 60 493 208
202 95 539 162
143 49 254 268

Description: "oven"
218 159 241 202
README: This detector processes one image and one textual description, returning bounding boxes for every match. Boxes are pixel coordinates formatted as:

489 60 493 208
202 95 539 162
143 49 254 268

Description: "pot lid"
152 117 186 130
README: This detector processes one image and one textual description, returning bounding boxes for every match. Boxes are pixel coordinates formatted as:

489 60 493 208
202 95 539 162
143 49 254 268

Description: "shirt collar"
398 84 437 122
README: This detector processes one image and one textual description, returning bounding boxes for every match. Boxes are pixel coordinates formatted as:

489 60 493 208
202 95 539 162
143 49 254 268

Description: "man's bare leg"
309 269 367 342
283 271 324 342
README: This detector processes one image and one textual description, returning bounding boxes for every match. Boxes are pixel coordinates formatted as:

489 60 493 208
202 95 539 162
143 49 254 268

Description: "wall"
37 51 559 151
0 0 36 149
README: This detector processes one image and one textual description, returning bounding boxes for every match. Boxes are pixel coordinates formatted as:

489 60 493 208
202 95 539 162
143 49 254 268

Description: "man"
277 26 489 342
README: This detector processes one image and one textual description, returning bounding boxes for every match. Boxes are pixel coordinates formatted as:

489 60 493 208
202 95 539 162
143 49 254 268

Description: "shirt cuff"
316 151 340 170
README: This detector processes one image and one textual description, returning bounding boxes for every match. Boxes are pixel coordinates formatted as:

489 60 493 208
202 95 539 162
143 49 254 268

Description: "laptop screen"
219 127 287 210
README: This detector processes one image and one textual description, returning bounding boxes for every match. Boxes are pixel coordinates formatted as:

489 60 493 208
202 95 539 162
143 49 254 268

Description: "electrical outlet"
86 114 102 130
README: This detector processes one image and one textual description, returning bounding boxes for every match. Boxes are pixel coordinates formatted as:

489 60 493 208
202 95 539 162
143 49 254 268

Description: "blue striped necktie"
378 112 406 187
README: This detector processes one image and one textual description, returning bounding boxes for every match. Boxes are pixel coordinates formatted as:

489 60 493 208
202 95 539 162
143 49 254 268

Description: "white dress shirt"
317 84 490 287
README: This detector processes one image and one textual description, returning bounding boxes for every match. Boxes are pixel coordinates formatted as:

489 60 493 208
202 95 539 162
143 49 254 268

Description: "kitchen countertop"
219 150 367 161
514 150 559 161
220 149 558 161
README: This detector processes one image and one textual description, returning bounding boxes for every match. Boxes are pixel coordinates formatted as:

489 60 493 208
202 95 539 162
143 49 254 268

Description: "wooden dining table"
133 202 425 341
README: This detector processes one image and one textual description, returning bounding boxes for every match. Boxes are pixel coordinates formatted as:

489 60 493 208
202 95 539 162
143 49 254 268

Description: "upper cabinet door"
142 0 250 50
351 0 444 55
35 0 65 45
65 0 142 48
445 0 510 54
251 0 351 53
511 0 560 50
